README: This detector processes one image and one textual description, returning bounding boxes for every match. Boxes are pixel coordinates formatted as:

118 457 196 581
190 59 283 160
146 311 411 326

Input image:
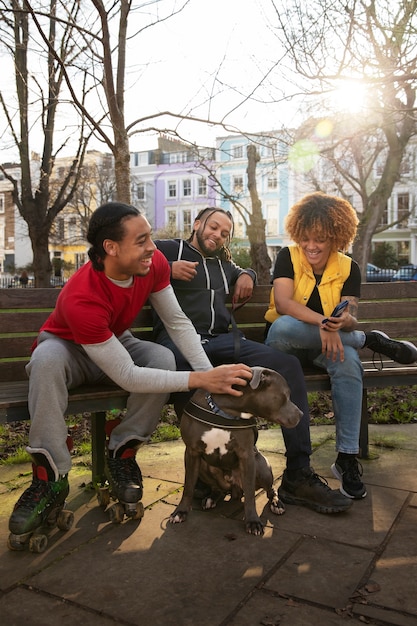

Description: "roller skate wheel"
108 502 125 524
7 533 27 551
130 501 144 520
97 486 111 508
29 533 48 553
57 509 74 531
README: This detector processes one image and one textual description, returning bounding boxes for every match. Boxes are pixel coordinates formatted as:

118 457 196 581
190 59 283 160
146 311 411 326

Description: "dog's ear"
249 366 264 389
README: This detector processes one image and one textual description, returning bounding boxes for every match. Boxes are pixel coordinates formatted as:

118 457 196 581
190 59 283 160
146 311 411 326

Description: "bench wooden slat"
1 282 417 471
0 311 52 333
0 362 28 383
1 382 129 419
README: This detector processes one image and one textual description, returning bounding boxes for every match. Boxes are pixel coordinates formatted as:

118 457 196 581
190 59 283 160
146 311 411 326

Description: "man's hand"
188 363 252 396
171 260 198 281
233 273 254 303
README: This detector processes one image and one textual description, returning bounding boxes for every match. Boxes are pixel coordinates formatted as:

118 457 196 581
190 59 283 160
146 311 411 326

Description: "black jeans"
159 332 312 471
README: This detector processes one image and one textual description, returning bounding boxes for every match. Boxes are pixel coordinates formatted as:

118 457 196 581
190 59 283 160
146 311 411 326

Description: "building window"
397 193 409 227
183 209 192 234
0 195 4 213
57 217 65 241
378 202 388 227
267 141 277 158
232 145 243 159
136 183 145 201
168 181 177 198
75 253 86 270
233 175 244 193
198 177 207 196
267 176 277 190
133 152 148 166
167 210 176 229
400 155 411 176
183 179 191 197
68 217 77 240
266 204 278 236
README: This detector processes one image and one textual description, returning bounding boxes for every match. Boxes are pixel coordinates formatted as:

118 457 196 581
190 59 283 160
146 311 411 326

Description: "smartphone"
322 300 349 324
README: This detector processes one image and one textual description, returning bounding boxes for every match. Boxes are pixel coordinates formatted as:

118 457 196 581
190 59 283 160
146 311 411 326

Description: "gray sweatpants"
26 331 176 475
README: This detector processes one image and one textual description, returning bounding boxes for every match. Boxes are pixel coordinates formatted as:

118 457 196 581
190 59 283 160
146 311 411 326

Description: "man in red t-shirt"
8 202 252 546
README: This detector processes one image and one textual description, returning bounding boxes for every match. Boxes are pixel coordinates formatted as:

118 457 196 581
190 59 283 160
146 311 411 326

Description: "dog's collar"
183 394 257 429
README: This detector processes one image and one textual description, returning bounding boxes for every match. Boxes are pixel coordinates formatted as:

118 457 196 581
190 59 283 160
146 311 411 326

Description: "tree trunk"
114 129 131 204
30 228 53 288
246 144 271 284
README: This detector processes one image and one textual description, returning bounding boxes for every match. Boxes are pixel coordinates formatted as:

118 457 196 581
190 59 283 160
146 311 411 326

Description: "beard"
195 227 221 257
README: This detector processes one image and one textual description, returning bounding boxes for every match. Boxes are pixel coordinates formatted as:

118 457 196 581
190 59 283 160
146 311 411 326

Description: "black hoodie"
153 238 256 341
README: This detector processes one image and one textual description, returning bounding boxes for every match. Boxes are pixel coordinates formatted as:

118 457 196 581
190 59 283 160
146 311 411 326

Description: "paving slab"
1 586 118 626
24 502 300 626
0 423 416 625
363 503 417 616
228 588 366 625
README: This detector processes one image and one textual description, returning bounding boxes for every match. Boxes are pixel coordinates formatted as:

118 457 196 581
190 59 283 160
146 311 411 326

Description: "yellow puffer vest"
265 245 352 323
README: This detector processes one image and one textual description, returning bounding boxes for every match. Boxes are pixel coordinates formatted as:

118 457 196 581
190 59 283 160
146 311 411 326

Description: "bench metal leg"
359 389 369 459
91 411 107 485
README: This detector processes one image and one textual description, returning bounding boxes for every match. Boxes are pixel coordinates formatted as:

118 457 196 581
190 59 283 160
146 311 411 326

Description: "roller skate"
7 449 74 553
96 420 144 523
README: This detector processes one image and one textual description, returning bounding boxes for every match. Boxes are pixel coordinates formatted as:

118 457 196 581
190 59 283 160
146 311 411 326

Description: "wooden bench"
1 282 416 483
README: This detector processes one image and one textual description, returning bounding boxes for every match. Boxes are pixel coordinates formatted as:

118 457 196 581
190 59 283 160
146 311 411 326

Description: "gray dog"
169 367 302 536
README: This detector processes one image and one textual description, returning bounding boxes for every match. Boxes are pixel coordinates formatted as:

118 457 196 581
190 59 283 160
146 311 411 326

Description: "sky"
0 0 309 160
123 0 293 152
97 0 303 155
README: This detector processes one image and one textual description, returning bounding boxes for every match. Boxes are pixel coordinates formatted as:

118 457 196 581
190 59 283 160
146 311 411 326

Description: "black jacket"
153 239 256 341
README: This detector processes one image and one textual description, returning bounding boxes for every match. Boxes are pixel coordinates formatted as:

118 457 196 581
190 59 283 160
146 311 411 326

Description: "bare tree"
269 0 417 273
49 153 116 242
191 136 283 281
0 0 195 284
0 0 91 286
25 0 192 204
245 144 271 283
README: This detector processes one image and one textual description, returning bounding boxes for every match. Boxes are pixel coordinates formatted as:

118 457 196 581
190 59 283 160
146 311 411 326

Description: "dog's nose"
279 403 302 428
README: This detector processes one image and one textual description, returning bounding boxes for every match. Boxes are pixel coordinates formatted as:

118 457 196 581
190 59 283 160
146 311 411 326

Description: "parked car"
365 263 396 282
391 265 417 282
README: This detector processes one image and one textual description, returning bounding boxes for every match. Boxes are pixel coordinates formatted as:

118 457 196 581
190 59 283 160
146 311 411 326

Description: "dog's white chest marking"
201 428 231 456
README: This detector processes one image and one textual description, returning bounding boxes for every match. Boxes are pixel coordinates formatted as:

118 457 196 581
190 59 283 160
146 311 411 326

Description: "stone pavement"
0 423 416 626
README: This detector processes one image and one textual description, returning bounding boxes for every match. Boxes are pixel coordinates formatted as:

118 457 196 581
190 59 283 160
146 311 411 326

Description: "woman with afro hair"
265 192 417 502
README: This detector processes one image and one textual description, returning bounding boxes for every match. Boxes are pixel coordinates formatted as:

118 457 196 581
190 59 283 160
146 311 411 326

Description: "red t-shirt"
40 249 170 345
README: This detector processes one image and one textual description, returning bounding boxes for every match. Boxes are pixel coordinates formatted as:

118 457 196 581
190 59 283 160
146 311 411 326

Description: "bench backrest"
1 282 416 383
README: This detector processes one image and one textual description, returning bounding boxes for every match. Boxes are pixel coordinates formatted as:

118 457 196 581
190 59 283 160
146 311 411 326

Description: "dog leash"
230 295 251 362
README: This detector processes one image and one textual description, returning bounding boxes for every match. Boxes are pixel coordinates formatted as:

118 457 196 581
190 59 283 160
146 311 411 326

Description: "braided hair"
188 207 234 261
87 202 140 270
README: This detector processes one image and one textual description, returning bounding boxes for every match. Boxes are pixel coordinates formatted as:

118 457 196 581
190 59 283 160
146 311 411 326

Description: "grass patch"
75 441 92 456
150 423 181 443
1 386 416 464
370 431 412 449
308 386 417 426
311 431 335 450
2 446 31 465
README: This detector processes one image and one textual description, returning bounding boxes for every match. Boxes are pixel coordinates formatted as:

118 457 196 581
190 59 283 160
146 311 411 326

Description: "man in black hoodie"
154 207 351 515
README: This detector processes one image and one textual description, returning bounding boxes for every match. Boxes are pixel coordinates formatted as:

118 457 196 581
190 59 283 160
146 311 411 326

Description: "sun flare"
331 79 369 114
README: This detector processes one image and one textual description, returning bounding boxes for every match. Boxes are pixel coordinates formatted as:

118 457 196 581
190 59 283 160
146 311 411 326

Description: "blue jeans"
265 316 365 455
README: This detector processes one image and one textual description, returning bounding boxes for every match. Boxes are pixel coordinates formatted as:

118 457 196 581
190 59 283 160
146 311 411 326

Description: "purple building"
131 136 217 236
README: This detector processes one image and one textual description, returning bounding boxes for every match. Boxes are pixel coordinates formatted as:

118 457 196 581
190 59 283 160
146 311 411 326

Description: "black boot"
106 441 143 504
278 466 352 514
364 330 417 364
9 451 69 536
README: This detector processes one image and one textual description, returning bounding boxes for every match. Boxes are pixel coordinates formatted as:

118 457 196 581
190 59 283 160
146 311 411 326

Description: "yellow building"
49 151 114 278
